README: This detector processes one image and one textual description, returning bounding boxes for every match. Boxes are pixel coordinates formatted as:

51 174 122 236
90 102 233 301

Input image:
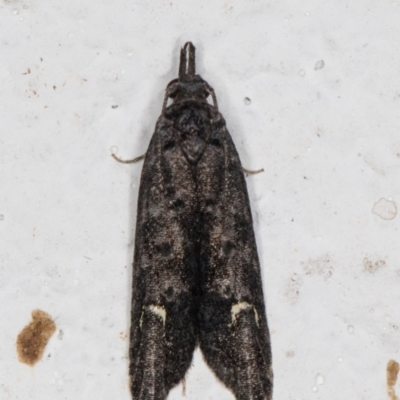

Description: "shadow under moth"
113 42 273 400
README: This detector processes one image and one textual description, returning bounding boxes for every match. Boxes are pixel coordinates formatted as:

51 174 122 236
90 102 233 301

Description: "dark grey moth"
115 42 273 400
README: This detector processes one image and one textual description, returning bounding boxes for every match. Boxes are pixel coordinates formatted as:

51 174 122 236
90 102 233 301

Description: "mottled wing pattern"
129 116 198 399
128 41 272 400
197 111 273 400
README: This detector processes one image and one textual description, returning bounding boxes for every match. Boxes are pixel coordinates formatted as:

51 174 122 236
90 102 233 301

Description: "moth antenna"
179 45 187 78
179 42 196 78
187 42 195 76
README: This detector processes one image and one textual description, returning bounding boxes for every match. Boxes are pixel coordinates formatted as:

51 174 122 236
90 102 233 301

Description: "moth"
113 42 273 400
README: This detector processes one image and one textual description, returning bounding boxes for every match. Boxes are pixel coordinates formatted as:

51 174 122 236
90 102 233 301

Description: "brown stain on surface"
387 359 400 400
363 257 386 273
302 253 334 280
16 309 56 366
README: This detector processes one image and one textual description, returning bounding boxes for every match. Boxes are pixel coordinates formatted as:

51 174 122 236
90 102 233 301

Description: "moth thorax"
176 108 210 164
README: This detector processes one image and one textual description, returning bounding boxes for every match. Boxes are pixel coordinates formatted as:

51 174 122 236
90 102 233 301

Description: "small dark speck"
314 60 325 70
303 176 307 179
53 85 56 90
244 97 251 105
22 68 31 75
165 286 174 298
40 58 43 62
112 105 119 109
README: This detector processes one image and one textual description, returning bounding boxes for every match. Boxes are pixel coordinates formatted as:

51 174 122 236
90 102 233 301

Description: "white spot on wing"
148 305 166 326
139 311 143 328
230 302 260 327
253 307 259 327
231 302 251 323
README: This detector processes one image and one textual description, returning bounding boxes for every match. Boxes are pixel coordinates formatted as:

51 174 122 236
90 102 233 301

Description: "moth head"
164 42 217 109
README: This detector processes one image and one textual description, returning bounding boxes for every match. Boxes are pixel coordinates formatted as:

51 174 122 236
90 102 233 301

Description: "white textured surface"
1 1 400 399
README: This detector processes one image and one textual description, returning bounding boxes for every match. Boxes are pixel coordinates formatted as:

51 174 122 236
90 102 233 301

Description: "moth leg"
242 167 264 176
205 83 218 109
199 296 273 400
111 153 145 164
162 82 179 111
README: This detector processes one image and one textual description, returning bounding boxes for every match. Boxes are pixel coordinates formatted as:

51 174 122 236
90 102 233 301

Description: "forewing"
197 112 273 400
129 116 198 399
